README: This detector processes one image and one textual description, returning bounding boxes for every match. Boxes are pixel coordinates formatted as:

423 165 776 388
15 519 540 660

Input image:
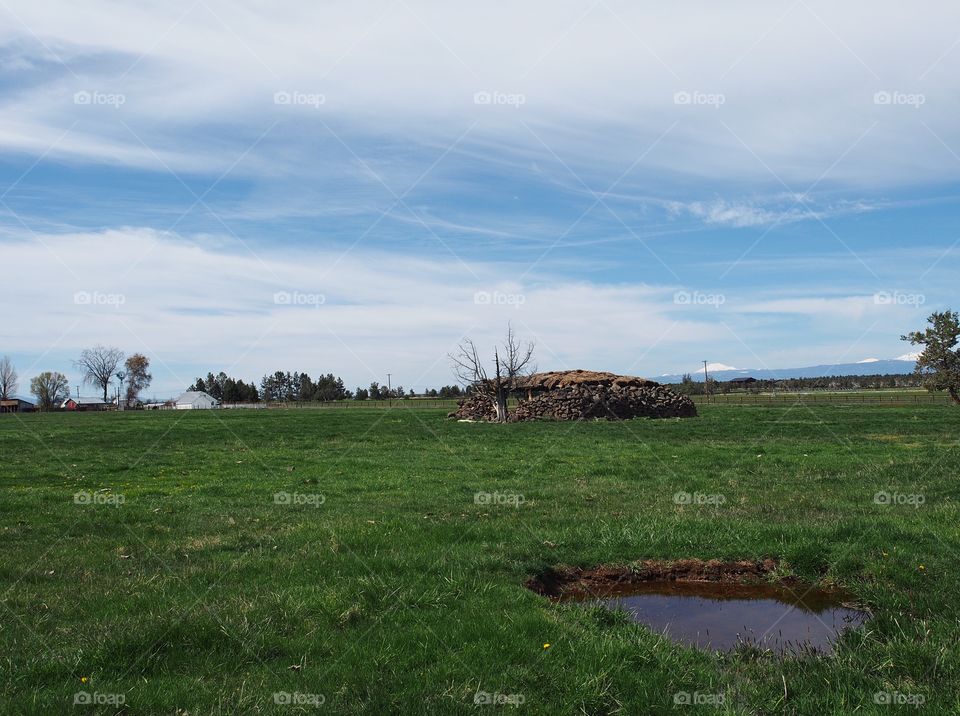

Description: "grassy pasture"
1 405 959 714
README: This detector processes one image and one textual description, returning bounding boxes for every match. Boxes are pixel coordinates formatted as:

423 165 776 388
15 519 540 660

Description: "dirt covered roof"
518 370 659 390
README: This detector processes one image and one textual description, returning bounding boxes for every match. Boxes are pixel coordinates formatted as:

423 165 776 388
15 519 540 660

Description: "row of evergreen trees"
188 371 466 403
671 372 923 395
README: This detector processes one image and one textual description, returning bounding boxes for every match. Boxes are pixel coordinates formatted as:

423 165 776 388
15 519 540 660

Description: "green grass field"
2 406 959 714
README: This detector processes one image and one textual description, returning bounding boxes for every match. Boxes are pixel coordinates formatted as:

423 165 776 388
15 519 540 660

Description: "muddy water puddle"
562 581 868 655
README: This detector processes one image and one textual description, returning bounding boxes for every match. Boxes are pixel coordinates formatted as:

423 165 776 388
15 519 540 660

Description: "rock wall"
447 371 697 421
512 383 696 420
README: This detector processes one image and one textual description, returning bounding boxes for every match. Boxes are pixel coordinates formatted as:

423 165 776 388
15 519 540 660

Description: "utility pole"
387 373 392 408
703 360 709 403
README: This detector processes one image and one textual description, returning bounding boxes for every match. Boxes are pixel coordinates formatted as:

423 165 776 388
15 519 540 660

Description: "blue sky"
1 1 958 397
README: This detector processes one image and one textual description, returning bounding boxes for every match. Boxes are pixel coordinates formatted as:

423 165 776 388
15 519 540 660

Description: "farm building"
727 377 759 391
143 400 174 410
62 397 111 411
174 391 220 410
0 397 35 413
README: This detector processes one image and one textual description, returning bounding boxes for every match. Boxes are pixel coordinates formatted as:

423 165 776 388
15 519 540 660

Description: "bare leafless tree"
74 345 124 402
450 325 535 423
0 356 17 400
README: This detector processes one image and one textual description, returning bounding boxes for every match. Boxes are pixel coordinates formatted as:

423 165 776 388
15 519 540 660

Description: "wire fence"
692 391 950 406
219 391 952 411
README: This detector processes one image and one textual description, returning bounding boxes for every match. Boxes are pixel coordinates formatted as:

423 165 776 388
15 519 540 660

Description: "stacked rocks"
448 394 498 421
447 370 697 421
511 382 696 420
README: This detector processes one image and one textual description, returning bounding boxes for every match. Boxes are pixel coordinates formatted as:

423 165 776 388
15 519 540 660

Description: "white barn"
174 391 220 410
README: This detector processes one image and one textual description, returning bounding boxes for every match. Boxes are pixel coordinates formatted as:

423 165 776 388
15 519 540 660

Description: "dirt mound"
527 559 782 598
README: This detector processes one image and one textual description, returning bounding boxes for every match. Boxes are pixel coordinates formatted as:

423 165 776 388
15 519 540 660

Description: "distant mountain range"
657 358 919 384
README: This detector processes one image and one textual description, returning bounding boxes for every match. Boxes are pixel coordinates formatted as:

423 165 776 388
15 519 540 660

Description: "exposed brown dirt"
518 370 660 390
527 558 793 599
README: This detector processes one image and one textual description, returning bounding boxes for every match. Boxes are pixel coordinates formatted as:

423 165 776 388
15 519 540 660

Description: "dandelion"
543 643 551 650
80 677 88 684
918 564 926 571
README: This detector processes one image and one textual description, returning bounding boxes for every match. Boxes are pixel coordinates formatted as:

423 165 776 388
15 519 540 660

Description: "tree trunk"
950 386 960 405
494 394 509 423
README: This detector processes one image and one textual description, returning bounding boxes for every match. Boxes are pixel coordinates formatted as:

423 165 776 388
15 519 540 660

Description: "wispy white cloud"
0 227 729 393
1 0 959 190
3 225 945 394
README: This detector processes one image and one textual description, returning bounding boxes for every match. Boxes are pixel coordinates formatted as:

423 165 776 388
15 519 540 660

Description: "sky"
0 0 958 398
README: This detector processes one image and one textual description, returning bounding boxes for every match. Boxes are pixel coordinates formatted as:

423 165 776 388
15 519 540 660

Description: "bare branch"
449 325 537 422
74 345 124 402
0 356 17 400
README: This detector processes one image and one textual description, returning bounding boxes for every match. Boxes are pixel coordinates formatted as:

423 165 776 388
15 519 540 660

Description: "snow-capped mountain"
657 357 919 383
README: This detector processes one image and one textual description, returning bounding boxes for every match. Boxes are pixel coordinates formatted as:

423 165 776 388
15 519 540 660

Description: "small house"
0 397 35 413
174 391 220 410
62 397 111 411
